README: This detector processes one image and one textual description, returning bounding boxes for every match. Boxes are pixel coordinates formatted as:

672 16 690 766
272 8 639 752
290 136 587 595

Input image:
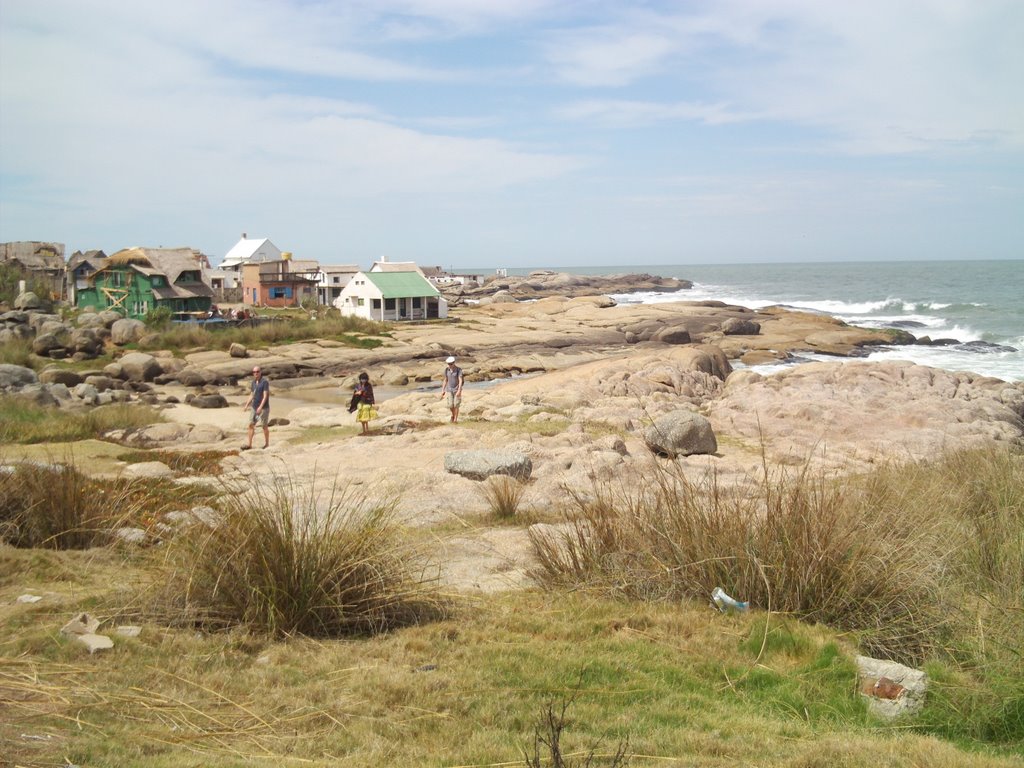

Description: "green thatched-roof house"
76 247 214 319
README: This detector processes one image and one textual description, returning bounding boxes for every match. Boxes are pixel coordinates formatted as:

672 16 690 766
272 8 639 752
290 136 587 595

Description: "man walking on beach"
440 355 464 423
242 366 270 449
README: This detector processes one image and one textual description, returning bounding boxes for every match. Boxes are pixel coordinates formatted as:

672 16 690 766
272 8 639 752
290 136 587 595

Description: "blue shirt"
251 376 270 410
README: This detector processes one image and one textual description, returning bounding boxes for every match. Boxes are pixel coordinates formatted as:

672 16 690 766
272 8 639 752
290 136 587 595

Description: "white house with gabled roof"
334 270 447 321
219 233 283 289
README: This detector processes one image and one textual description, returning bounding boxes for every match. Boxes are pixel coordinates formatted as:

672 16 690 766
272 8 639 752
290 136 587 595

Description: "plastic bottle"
711 587 749 613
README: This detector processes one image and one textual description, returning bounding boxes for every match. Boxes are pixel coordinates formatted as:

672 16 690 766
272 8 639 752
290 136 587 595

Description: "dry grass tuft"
0 459 199 549
480 474 528 519
157 475 450 637
533 453 963 663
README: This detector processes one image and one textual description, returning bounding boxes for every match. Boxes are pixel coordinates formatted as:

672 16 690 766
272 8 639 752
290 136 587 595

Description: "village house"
76 247 214 319
241 255 319 308
219 234 283 290
314 264 360 306
334 267 447 321
1 241 67 300
66 250 108 305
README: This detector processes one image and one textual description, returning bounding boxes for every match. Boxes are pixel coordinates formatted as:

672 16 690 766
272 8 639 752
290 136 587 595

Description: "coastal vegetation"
135 306 391 354
2 440 1021 766
155 476 449 637
0 398 163 444
0 459 216 549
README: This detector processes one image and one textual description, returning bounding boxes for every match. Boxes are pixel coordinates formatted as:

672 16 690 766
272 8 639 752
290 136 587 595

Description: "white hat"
445 356 456 363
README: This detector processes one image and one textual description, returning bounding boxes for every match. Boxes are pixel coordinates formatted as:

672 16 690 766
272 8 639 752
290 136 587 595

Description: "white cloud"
541 0 1024 153
556 98 754 127
545 30 677 87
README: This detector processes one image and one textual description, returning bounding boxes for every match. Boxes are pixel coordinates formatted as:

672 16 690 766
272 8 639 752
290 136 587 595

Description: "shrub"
531 457 949 662
143 305 173 328
0 460 174 549
480 475 527 519
524 684 630 768
160 475 448 637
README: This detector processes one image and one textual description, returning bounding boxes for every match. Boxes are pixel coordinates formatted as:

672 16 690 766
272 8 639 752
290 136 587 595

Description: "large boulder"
0 364 38 390
11 384 58 406
98 310 124 327
118 352 162 382
31 333 65 356
111 318 146 345
14 291 42 310
38 319 70 336
191 393 229 409
444 449 533 481
0 310 29 324
722 317 761 335
655 325 692 345
176 366 215 387
68 328 104 356
643 410 718 458
38 367 83 387
0 326 33 344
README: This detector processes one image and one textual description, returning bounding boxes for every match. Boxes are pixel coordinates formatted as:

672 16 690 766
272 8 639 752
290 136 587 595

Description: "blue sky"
1 0 1021 268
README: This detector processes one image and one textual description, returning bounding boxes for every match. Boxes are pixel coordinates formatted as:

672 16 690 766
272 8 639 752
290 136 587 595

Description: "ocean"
500 260 1024 382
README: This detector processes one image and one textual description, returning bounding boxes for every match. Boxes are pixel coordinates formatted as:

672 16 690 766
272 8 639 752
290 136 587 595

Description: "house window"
372 299 381 309
270 286 292 299
384 298 396 310
357 298 364 307
332 277 340 284
151 276 163 287
413 297 422 309
111 272 124 287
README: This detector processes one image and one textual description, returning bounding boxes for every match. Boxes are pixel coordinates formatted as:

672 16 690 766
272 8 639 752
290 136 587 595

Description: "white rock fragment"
76 633 114 654
61 612 100 636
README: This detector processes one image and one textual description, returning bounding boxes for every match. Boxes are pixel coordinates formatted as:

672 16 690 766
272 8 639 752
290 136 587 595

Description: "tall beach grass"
0 397 163 444
530 446 1024 745
158 475 449 637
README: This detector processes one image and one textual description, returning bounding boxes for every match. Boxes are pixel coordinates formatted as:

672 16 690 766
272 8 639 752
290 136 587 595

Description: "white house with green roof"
333 270 448 321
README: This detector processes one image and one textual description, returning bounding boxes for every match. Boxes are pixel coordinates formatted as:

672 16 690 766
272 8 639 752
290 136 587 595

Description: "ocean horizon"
481 259 1023 382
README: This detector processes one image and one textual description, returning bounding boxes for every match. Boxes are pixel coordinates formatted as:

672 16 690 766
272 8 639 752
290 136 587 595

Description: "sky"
1 0 1022 269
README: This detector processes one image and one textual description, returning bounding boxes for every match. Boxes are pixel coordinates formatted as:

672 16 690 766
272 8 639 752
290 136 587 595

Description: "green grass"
0 397 164 444
2 582 1019 768
115 448 236 475
0 336 35 367
0 447 1020 766
530 446 1024 751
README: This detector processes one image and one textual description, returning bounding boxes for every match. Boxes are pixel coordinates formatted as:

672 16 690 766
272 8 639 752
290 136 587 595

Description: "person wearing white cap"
440 355 464 423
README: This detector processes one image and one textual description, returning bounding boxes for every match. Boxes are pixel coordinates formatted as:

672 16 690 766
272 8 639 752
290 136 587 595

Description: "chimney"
242 232 247 239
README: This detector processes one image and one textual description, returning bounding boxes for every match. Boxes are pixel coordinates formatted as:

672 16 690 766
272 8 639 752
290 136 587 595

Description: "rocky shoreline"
3 278 1023 592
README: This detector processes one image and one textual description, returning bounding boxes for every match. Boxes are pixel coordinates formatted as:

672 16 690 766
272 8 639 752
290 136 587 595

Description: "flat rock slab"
76 633 114 653
123 461 175 479
444 449 533 480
